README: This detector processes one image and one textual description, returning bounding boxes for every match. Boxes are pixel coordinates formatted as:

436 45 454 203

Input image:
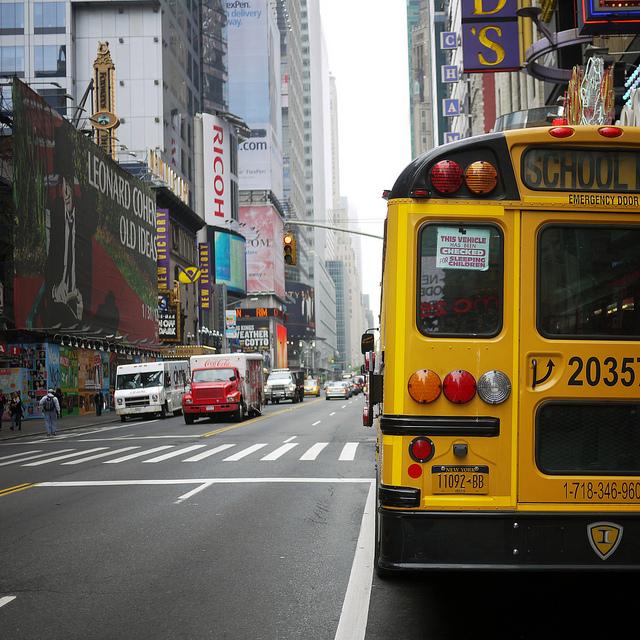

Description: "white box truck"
183 353 263 423
115 360 189 422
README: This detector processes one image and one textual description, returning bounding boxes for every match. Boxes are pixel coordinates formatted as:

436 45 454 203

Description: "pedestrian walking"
39 388 60 437
94 390 104 416
0 389 6 431
9 391 24 431
55 388 64 414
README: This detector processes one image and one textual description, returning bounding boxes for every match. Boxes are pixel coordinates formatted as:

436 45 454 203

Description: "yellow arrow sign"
178 266 202 284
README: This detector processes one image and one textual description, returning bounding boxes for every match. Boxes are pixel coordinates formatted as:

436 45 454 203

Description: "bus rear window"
417 224 503 337
538 225 640 338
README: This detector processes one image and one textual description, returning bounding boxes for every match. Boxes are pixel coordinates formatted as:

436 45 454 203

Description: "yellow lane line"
200 398 322 438
0 482 36 497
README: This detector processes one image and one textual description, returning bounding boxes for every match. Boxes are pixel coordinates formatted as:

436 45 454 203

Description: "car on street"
304 378 321 396
325 380 351 400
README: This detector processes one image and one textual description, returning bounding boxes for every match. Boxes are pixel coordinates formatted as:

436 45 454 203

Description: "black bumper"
378 507 640 571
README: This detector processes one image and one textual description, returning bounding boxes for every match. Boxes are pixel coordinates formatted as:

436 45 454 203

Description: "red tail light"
430 160 463 194
409 437 435 463
443 370 476 404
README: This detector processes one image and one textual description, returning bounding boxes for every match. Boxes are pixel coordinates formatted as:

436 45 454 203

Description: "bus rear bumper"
378 507 640 571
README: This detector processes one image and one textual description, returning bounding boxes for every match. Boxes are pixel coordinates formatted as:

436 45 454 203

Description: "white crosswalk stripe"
300 442 329 460
183 444 235 462
0 450 42 461
0 441 367 466
0 449 75 466
339 442 359 461
142 445 207 463
61 447 140 465
23 448 108 466
260 443 298 461
223 443 268 461
103 445 174 463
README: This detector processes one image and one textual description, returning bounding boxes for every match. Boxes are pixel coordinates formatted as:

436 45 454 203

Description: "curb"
0 417 121 442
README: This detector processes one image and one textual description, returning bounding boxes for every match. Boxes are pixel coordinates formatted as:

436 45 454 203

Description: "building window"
0 3 24 34
38 87 68 116
34 2 65 34
0 45 24 77
34 44 66 77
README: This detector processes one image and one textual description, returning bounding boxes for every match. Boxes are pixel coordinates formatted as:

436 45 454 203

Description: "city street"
0 396 375 640
2 397 640 640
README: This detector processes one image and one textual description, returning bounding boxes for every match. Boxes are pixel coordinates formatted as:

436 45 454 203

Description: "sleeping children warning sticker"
435 227 490 270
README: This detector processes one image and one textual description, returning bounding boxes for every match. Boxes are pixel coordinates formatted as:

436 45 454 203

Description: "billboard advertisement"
158 291 180 343
237 125 283 196
201 114 233 225
225 310 238 339
11 80 157 342
227 0 270 123
213 229 246 295
239 205 284 299
198 242 211 310
237 318 270 353
461 0 520 73
285 282 316 339
227 0 283 197
157 208 170 291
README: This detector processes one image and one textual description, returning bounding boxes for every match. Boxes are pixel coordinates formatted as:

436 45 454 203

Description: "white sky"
319 1 411 324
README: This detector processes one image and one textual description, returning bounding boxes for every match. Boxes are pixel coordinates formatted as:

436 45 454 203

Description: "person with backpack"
39 389 60 437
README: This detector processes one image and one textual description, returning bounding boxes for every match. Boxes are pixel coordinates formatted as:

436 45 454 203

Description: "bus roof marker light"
443 370 476 404
598 126 623 138
464 161 498 194
548 126 574 138
430 160 463 194
477 370 511 404
408 369 442 403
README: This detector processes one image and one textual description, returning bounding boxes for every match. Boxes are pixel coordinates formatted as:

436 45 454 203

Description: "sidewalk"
0 410 120 441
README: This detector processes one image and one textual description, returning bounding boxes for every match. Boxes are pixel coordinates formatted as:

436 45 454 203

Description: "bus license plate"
431 465 489 494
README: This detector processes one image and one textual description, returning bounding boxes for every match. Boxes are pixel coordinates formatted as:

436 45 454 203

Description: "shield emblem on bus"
587 522 623 560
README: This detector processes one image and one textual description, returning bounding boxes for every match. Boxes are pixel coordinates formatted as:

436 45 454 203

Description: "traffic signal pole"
284 220 383 239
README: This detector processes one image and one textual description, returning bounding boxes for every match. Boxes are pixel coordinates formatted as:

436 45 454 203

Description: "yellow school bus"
363 124 640 573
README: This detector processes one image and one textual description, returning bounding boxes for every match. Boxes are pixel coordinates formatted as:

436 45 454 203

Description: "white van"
115 360 189 421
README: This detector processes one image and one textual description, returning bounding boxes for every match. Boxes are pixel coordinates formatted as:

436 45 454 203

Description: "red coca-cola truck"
182 353 264 424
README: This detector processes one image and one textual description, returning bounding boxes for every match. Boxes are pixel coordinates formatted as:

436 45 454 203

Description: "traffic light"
283 231 297 265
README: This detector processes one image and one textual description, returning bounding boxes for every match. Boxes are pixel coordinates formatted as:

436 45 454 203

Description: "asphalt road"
0 395 375 640
2 395 638 640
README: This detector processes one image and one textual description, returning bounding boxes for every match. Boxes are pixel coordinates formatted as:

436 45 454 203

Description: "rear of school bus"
375 125 640 573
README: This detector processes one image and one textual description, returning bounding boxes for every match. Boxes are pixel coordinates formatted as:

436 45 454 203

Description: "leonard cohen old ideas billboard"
11 79 158 342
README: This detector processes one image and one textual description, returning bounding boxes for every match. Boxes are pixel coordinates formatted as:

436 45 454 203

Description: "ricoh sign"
201 113 232 226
